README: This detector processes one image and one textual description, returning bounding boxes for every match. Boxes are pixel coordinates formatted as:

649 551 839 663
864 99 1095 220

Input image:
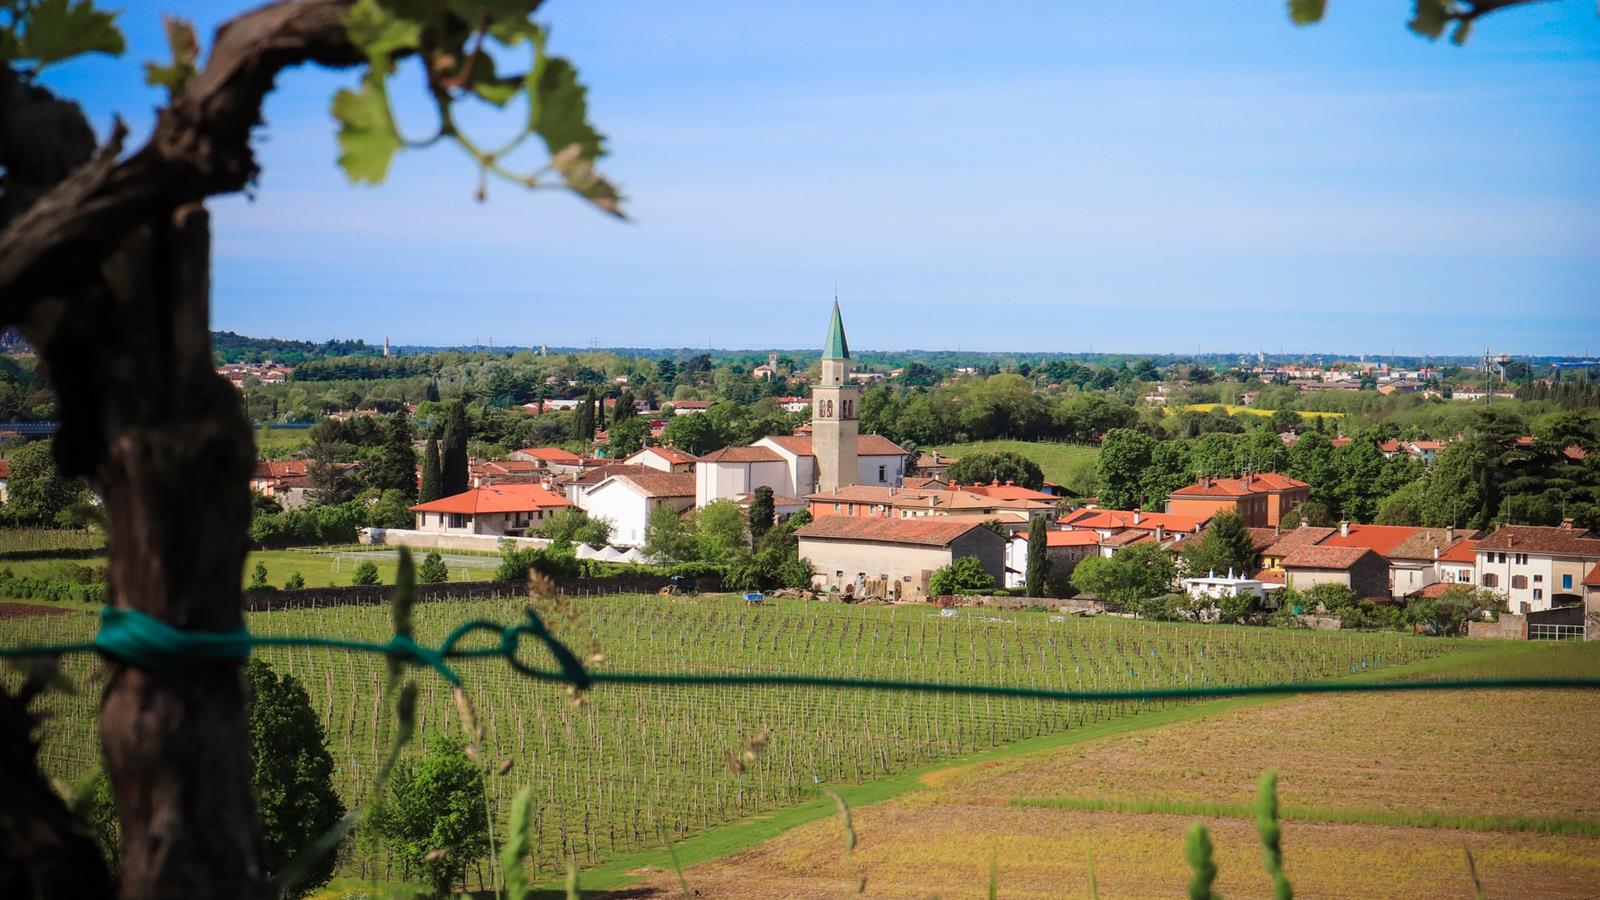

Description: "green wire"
2 606 1596 702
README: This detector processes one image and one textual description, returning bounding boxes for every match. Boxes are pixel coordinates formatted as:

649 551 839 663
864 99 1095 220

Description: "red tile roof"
1060 508 1210 533
1474 525 1600 557
1281 545 1382 570
516 447 582 463
1262 526 1337 559
1379 439 1401 453
1016 529 1102 548
957 481 1059 502
610 473 695 499
1584 562 1600 587
630 446 698 465
795 515 995 547
761 434 908 457
1436 540 1478 564
698 446 784 463
253 460 309 479
1385 528 1478 561
1565 445 1588 461
1320 524 1423 557
1169 472 1308 499
410 483 572 515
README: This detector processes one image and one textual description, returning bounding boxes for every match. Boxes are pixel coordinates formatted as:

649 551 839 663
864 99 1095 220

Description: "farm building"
1280 545 1391 599
796 516 1006 600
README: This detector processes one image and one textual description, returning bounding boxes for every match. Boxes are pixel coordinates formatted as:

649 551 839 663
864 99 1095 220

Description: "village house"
409 483 572 537
1003 528 1100 591
580 473 696 547
796 516 1007 600
1058 508 1211 558
805 483 1056 524
1473 522 1600 613
468 458 544 487
1165 471 1309 528
668 399 714 415
624 445 697 473
250 460 314 509
909 450 957 480
562 463 655 507
508 446 586 473
1279 545 1391 599
751 352 781 382
1318 522 1472 598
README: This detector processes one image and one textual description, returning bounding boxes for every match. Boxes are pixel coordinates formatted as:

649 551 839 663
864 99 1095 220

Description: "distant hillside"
211 331 377 365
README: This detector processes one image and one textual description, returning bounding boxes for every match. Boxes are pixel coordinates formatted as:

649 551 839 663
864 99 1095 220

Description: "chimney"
1561 518 1575 530
1445 525 1455 543
1339 520 1350 538
1243 472 1253 489
1155 524 1166 542
1133 507 1143 525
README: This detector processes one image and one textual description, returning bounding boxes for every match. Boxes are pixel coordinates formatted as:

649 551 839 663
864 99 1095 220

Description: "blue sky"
41 1 1600 355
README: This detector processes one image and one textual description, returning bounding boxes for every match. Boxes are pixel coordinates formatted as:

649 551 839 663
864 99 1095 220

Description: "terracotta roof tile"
760 434 907 457
1280 545 1382 570
1016 529 1102 548
1474 525 1600 557
515 447 582 463
410 484 572 515
1263 526 1336 558
795 515 996 547
613 473 696 498
1320 525 1423 557
698 446 784 463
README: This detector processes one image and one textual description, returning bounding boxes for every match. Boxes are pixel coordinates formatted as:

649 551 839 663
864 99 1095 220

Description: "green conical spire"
822 300 850 360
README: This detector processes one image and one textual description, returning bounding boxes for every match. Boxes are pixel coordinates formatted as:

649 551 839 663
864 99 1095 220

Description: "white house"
1473 523 1600 613
581 473 696 547
624 446 697 473
409 483 572 537
1181 571 1286 608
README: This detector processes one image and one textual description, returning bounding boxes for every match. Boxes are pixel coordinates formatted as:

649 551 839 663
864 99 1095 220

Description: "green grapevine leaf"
550 143 624 217
1409 0 1451 39
528 31 607 161
17 0 125 67
344 0 422 61
1287 0 1326 26
465 51 521 107
333 72 403 185
142 16 199 98
1450 18 1473 45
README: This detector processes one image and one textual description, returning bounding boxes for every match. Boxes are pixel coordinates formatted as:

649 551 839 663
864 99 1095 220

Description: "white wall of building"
584 479 693 546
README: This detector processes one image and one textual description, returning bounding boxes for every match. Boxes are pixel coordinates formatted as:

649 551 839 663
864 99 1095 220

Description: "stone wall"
1467 613 1526 640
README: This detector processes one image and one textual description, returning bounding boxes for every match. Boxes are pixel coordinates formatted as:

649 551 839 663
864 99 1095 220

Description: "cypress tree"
613 391 637 422
440 402 469 496
374 407 417 498
593 389 605 431
420 435 443 502
571 395 595 443
1025 514 1050 598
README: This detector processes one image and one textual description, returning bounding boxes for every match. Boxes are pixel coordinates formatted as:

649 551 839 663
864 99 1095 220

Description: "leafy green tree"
571 391 596 443
364 408 417 499
440 402 470 497
1097 429 1157 509
306 436 357 505
662 413 730 456
1139 440 1193 509
1374 478 1425 526
4 440 83 525
643 502 696 563
694 500 747 562
1301 582 1357 614
419 435 443 503
245 660 344 896
351 560 380 585
928 556 998 596
747 486 776 544
1286 430 1337 507
1025 515 1050 598
1070 543 1175 610
417 551 449 584
946 451 1045 490
247 562 270 592
1331 438 1386 522
1419 441 1487 528
1181 511 1257 578
368 736 488 897
605 415 649 458
612 391 638 422
536 507 612 549
283 571 305 591
367 488 415 530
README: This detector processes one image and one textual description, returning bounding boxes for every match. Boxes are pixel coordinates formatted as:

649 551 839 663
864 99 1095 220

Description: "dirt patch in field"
629 803 1600 898
925 688 1600 825
0 603 76 620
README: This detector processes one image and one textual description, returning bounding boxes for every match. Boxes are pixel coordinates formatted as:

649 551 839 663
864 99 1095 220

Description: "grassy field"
640 642 1600 898
0 596 1479 890
1177 403 1344 419
934 440 1100 494
253 426 313 457
0 546 491 591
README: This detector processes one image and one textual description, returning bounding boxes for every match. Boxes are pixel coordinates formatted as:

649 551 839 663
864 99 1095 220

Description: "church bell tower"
813 300 859 493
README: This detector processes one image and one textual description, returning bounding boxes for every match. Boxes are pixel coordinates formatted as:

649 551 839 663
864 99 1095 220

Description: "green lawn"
934 439 1100 495
253 426 313 457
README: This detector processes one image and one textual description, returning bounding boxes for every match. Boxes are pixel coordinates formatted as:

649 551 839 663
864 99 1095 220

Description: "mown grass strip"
1008 795 1600 838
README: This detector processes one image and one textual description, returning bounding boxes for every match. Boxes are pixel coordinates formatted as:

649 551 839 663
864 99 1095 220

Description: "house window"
833 503 841 513
1482 573 1498 588
1533 574 1542 583
449 513 467 529
1533 589 1543 601
1514 553 1528 565
1563 574 1574 590
1510 575 1527 590
1496 553 1506 563
878 465 886 482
